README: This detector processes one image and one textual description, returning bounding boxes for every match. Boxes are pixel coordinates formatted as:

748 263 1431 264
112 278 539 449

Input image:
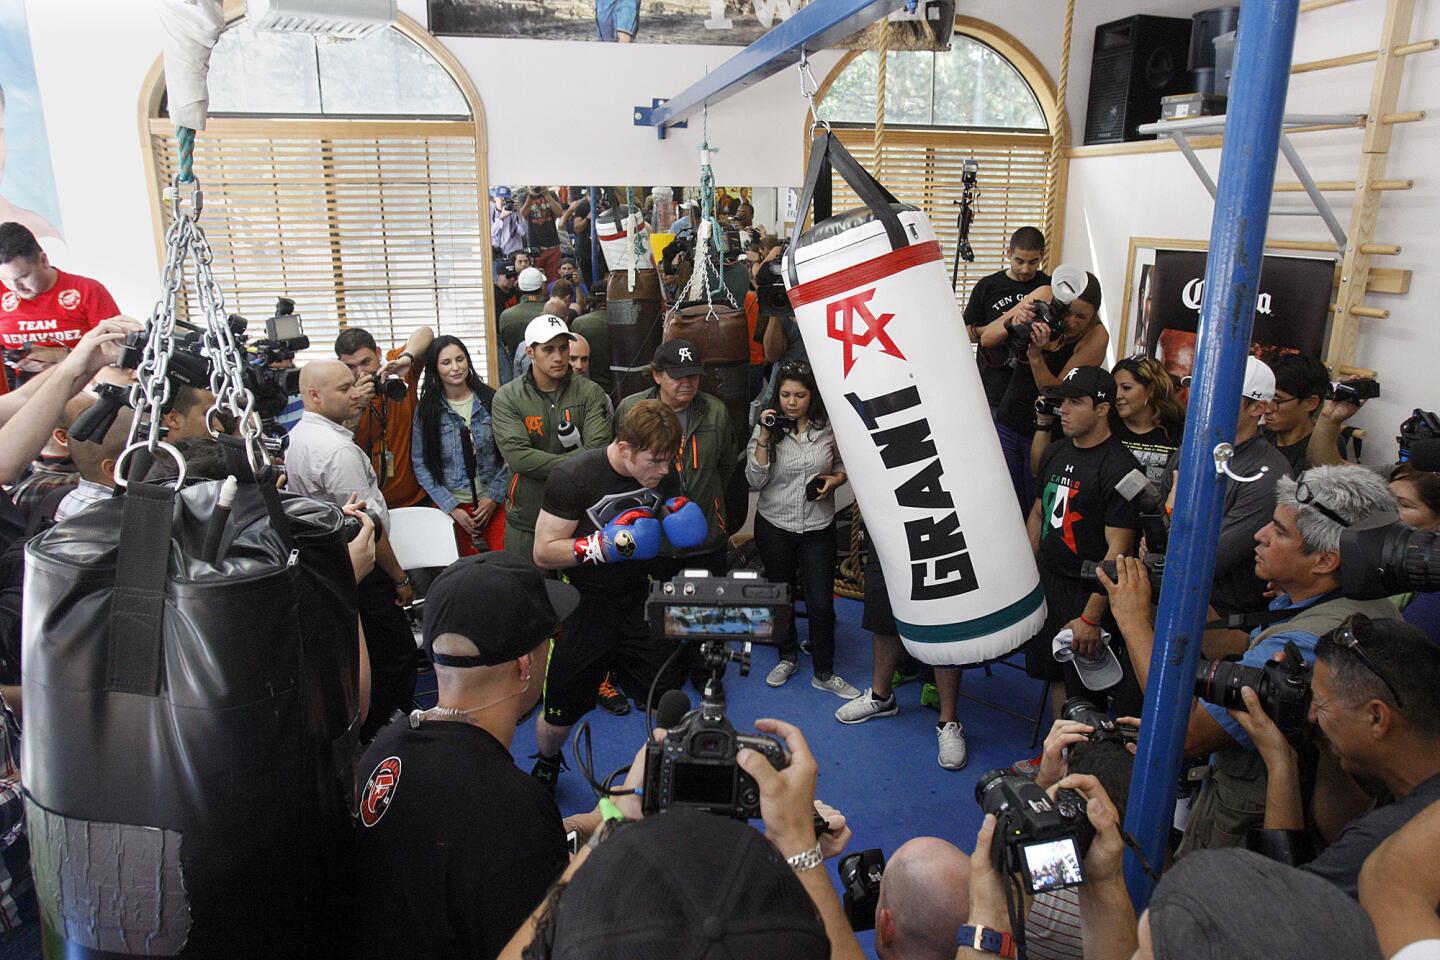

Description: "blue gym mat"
415 593 1047 956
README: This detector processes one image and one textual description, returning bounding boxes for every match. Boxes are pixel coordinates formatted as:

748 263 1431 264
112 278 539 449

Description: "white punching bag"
782 134 1045 666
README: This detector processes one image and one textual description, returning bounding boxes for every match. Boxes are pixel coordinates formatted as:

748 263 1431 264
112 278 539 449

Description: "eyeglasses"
1294 472 1351 529
1333 616 1405 709
1270 394 1302 408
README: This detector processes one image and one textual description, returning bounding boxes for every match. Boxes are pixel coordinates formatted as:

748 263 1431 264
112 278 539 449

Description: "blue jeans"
595 0 639 40
995 419 1035 513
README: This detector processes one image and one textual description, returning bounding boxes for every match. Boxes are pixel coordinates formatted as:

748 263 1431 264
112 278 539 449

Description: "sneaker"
812 674 862 700
767 660 799 688
835 688 899 724
937 721 969 771
890 667 919 689
1010 756 1043 779
920 681 940 710
597 674 630 716
529 751 567 793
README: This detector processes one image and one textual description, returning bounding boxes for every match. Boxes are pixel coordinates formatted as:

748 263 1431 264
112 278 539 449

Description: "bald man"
287 359 416 739
53 398 133 522
875 837 971 960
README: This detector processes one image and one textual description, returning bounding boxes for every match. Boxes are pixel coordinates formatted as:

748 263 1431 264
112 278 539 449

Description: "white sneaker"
812 674 861 700
835 688 900 724
767 660 799 687
937 721 968 771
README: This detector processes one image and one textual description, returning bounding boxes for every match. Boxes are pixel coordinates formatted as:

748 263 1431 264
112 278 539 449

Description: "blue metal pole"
588 185 601 289
1122 0 1301 908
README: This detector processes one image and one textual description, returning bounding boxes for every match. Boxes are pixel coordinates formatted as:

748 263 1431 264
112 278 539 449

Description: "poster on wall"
1126 248 1333 400
0 0 62 240
431 0 809 43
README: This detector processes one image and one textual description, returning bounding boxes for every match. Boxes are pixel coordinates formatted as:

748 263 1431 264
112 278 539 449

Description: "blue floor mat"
414 593 1048 956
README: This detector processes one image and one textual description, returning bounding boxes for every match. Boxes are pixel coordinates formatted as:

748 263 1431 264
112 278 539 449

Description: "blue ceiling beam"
635 0 913 138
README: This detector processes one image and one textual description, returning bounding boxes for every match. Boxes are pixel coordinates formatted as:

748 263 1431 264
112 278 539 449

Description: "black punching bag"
22 442 359 958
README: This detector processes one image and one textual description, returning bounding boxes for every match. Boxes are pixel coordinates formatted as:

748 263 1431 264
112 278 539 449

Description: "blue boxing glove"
661 496 708 550
573 509 661 565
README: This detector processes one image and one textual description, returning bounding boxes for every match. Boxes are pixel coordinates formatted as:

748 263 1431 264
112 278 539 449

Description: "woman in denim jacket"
411 335 510 555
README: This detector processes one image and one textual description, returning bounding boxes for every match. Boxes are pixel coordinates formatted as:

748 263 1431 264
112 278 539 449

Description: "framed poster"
1118 237 1335 399
0 0 62 240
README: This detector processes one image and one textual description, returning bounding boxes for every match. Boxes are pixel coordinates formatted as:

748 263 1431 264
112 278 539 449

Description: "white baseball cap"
523 314 576 348
1242 356 1276 402
518 267 546 292
1052 628 1124 692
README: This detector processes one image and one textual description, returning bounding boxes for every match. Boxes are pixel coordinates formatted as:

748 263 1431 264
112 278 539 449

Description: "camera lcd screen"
662 605 775 640
670 762 735 806
1021 838 1085 893
267 314 303 342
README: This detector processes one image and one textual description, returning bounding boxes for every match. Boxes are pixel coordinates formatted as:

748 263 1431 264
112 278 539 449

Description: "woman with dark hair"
411 335 510 556
1108 355 1184 485
1387 462 1440 644
745 361 856 698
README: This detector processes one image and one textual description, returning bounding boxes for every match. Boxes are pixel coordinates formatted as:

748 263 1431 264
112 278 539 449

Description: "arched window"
140 16 495 372
811 23 1059 302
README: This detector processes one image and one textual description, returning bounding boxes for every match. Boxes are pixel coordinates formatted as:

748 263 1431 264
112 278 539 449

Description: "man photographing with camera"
519 186 565 282
335 325 434 511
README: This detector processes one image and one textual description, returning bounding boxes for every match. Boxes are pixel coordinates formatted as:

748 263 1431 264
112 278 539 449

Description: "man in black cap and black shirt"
527 399 708 790
964 226 1049 415
354 552 578 960
1026 365 1142 718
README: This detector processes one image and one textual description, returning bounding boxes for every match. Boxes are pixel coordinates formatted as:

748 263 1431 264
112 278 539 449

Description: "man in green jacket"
493 315 613 564
615 338 737 576
496 267 548 384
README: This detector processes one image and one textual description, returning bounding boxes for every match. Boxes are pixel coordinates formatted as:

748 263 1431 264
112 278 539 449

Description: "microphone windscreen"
655 689 692 730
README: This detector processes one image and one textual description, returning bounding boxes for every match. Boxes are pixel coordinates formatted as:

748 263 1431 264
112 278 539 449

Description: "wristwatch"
785 842 823 874
394 575 413 587
958 925 1016 958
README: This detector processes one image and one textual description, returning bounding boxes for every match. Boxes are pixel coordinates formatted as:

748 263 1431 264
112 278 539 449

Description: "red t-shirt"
0 269 119 395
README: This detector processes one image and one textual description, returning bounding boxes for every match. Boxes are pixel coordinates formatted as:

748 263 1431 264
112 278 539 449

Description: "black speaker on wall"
1084 15 1194 145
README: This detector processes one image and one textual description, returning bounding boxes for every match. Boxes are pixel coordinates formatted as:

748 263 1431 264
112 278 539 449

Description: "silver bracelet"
786 842 823 874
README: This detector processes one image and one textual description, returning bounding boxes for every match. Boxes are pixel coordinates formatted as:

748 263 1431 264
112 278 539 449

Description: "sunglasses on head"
1333 615 1405 709
780 361 812 377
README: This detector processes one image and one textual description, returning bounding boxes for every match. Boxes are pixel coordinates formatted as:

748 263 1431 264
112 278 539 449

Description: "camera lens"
1194 658 1268 711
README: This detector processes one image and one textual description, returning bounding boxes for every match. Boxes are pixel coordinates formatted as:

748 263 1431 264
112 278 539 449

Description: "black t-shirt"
1260 428 1310 476
526 199 561 249
543 447 662 593
355 720 568 960
996 338 1077 436
1109 419 1181 487
964 269 1050 408
1035 435 1143 579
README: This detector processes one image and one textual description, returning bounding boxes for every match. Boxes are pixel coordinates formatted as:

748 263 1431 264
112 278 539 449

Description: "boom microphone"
655 689 692 730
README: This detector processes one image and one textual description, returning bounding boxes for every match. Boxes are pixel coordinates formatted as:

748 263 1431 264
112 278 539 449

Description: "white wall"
1062 0 1440 463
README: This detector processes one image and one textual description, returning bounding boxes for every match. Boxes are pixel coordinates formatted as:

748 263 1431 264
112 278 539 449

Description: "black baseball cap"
1044 365 1115 404
653 338 704 378
422 553 578 668
548 810 829 960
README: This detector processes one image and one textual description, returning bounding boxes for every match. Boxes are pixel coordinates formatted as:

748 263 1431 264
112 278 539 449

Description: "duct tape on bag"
784 207 1045 665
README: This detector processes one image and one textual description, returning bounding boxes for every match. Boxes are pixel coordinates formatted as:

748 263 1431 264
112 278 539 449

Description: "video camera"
642 572 792 819
754 240 792 319
1325 378 1379 403
1080 469 1169 590
68 321 214 445
1194 639 1312 742
1396 409 1440 471
1061 698 1139 746
1003 264 1089 360
235 298 309 421
760 410 798 434
975 770 1091 894
1338 510 1440 599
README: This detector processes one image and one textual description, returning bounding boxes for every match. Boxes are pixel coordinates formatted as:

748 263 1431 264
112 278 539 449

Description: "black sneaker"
597 674 630 716
529 751 567 793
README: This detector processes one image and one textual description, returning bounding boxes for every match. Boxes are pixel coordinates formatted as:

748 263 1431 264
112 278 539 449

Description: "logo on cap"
548 317 564 330
1065 368 1080 381
826 288 904 377
359 756 402 828
678 347 695 363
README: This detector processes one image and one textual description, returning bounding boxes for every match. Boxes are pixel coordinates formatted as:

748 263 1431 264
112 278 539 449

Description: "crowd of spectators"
0 196 1436 960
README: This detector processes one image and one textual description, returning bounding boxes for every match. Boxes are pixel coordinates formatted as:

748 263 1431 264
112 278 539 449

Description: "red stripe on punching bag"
786 240 944 308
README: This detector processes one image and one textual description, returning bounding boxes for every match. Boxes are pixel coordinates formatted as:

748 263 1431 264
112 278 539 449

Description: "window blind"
825 127 1054 307
148 118 489 368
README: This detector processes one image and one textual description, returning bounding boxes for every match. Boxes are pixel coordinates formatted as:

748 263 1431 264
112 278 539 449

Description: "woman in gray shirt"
747 361 857 699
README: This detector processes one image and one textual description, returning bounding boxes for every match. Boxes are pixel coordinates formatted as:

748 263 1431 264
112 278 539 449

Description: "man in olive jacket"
615 339 737 576
493 315 613 563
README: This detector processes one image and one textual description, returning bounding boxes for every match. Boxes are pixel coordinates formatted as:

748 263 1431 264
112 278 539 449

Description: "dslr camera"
838 849 886 931
1061 698 1139 746
1194 639 1311 741
1003 264 1089 360
975 770 1091 894
754 240 792 319
642 572 792 819
760 410 798 433
362 372 408 403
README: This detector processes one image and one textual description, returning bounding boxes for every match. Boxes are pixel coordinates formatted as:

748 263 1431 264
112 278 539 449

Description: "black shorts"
542 587 684 727
861 561 898 636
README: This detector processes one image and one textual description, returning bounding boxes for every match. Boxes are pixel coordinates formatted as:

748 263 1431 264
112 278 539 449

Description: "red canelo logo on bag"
359 756 402 827
826 289 904 376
